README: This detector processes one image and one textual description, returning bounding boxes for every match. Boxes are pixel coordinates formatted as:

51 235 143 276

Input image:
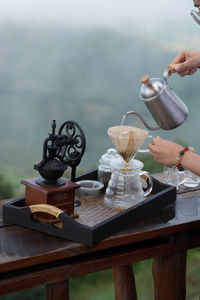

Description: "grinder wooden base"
21 177 80 222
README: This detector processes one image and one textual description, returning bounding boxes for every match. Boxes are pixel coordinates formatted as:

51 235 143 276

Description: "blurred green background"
0 0 200 197
1 0 200 299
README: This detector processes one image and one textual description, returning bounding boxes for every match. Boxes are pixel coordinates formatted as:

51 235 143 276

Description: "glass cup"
163 165 186 189
183 170 200 188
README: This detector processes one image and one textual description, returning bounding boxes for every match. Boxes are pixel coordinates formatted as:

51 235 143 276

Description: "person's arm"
180 150 200 175
148 136 200 176
171 50 200 76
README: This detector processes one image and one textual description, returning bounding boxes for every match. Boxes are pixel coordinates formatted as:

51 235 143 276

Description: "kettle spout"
121 111 161 131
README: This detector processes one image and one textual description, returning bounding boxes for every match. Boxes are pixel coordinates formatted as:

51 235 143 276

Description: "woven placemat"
74 193 154 227
74 194 120 226
74 189 200 227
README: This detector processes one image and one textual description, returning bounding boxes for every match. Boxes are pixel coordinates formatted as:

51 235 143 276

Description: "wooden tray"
3 171 176 246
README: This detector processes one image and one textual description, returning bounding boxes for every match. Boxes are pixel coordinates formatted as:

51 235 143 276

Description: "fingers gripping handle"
167 64 176 75
163 64 176 80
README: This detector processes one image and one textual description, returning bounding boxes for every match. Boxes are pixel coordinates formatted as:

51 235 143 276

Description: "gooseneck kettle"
122 65 188 130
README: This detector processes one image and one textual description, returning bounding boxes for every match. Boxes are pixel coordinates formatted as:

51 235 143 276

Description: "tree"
0 174 14 200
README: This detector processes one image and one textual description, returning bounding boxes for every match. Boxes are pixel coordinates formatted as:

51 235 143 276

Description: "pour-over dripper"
107 126 148 164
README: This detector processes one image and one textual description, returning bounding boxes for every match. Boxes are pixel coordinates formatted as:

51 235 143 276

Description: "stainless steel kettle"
122 66 188 130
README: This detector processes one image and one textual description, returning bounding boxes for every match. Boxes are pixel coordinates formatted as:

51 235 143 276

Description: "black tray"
3 171 176 246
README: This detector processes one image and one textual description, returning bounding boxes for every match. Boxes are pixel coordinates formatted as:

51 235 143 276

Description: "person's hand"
171 50 200 76
193 0 200 8
148 136 182 165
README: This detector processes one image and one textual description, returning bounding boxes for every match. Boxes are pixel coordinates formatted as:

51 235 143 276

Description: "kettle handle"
163 64 176 82
121 111 161 131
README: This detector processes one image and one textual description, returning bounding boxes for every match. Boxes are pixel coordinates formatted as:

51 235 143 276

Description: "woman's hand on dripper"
148 136 182 165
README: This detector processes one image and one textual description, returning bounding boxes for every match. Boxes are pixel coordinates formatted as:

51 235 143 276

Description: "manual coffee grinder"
21 120 86 221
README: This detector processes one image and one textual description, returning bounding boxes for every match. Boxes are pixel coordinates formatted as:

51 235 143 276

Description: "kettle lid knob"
140 75 164 100
141 75 152 87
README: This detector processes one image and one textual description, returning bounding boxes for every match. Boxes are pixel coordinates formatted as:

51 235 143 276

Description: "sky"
0 0 194 26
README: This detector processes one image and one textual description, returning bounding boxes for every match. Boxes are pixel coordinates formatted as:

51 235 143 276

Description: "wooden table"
1 174 200 300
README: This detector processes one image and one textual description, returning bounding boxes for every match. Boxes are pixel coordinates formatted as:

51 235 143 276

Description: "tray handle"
29 204 63 218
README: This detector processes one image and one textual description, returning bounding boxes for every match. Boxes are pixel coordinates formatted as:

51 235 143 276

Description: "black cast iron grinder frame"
34 120 86 186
